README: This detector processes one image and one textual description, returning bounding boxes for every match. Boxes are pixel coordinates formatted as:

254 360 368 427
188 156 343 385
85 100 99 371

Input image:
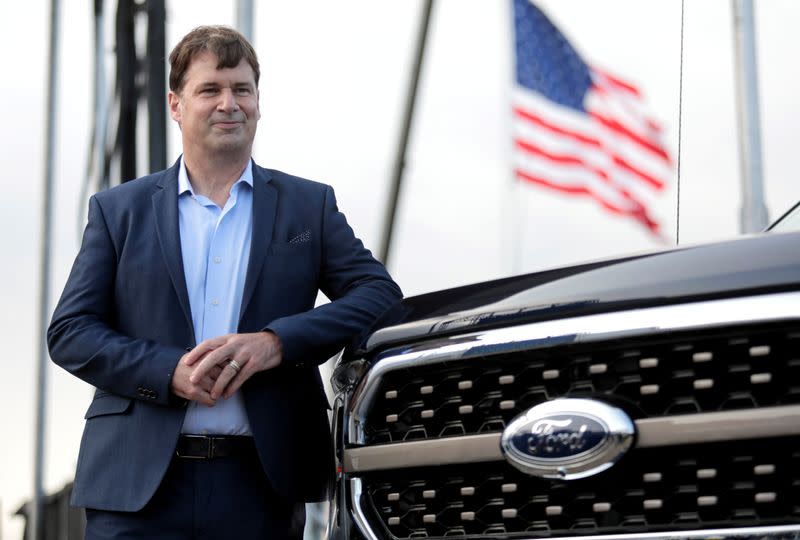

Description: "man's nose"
217 89 239 112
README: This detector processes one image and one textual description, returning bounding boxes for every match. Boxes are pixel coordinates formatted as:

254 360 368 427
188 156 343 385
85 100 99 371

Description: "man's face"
168 51 260 157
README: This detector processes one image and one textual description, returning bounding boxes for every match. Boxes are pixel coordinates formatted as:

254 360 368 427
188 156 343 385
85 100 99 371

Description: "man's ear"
256 89 261 120
168 91 182 126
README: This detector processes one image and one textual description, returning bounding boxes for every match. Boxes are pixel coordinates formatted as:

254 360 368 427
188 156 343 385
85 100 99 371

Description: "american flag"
512 0 672 234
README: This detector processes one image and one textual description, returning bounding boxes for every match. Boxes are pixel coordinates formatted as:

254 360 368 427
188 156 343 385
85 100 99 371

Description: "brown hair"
168 25 260 93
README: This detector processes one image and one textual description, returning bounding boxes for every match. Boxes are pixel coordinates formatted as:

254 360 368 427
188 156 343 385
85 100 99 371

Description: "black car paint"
358 231 800 356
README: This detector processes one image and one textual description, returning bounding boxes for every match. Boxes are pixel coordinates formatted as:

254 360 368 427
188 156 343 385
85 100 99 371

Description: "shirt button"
211 299 220 306
213 256 222 264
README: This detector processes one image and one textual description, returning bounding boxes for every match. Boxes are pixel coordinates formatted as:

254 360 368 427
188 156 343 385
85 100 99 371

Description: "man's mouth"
212 120 243 129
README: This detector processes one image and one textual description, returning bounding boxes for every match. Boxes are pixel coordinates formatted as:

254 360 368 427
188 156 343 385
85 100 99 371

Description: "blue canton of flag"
512 0 672 234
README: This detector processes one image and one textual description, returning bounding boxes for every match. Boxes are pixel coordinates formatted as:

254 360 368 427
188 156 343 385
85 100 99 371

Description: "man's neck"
182 151 251 207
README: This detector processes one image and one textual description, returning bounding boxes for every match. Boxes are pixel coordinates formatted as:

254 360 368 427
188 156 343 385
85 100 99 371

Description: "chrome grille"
362 437 800 539
365 324 800 444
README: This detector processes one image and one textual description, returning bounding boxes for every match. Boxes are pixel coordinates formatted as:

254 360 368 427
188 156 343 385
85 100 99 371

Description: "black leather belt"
175 435 257 459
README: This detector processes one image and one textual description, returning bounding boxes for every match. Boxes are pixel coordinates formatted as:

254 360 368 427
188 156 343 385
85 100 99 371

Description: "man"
48 25 402 539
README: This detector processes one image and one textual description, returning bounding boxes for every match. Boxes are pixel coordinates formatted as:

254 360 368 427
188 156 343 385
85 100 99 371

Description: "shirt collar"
178 156 254 197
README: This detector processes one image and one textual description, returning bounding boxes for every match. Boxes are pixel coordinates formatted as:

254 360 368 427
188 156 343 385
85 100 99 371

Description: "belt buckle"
176 435 214 459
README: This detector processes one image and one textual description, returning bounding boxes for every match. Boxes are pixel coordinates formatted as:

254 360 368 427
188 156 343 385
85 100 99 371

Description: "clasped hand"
170 332 283 406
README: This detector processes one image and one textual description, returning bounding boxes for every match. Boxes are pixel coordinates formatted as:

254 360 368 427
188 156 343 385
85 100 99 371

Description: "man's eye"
201 88 218 95
235 88 251 95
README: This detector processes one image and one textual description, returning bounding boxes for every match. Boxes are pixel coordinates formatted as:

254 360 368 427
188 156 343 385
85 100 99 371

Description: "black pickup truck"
327 202 800 540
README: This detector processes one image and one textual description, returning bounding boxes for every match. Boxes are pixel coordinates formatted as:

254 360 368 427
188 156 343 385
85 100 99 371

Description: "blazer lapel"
239 163 276 326
152 161 196 344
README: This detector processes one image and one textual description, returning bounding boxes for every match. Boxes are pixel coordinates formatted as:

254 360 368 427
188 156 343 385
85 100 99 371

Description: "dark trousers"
85 451 301 539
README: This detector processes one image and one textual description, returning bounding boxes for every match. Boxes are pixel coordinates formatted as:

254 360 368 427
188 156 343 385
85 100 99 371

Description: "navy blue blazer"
47 160 402 511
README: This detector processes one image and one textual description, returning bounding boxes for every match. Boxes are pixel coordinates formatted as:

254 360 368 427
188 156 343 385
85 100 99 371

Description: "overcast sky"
2 1 799 537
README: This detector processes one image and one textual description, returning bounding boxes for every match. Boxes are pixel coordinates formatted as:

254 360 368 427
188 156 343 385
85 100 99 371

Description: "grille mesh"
365 325 800 444
363 437 800 539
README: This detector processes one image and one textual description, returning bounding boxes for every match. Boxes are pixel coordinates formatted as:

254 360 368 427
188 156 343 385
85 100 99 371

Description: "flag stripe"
515 139 587 167
514 138 663 215
589 81 665 140
514 103 669 192
588 109 671 162
593 82 663 134
513 106 600 148
515 169 658 232
514 151 644 209
612 154 665 190
593 67 641 97
516 170 624 210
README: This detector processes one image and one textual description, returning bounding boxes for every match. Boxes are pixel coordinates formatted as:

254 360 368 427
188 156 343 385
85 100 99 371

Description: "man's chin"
203 138 253 156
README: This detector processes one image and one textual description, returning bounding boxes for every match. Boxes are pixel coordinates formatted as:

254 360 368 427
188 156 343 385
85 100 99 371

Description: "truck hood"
361 231 800 354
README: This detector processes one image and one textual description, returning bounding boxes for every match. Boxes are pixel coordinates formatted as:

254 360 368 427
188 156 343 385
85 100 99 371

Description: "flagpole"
731 0 768 233
94 0 108 187
31 0 61 538
236 0 254 43
507 1 523 276
146 0 167 173
380 0 435 267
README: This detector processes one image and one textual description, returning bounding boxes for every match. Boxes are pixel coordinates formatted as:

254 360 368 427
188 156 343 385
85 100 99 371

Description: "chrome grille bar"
344 404 800 473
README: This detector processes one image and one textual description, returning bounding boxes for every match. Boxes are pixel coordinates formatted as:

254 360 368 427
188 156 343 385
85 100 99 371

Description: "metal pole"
32 0 61 537
236 0 254 43
146 0 167 172
380 0 435 266
117 0 138 183
95 0 108 188
731 0 769 233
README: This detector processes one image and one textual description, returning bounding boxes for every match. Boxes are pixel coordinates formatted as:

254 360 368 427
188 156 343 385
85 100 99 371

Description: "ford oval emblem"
500 398 635 480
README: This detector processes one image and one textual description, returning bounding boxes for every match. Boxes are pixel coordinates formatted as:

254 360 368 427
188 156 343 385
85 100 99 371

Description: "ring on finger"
228 359 242 373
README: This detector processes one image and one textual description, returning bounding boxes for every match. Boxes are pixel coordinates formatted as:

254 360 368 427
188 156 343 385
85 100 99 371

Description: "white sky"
2 1 799 537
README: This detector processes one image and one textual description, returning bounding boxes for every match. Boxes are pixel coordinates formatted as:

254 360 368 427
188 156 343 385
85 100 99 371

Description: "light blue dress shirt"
178 157 254 435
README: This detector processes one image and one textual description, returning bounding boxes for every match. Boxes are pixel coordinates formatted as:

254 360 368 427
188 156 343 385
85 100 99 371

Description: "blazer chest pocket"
84 393 133 419
269 240 314 256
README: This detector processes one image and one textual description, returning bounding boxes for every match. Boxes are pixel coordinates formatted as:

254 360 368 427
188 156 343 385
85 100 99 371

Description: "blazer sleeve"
47 196 186 405
264 185 402 367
